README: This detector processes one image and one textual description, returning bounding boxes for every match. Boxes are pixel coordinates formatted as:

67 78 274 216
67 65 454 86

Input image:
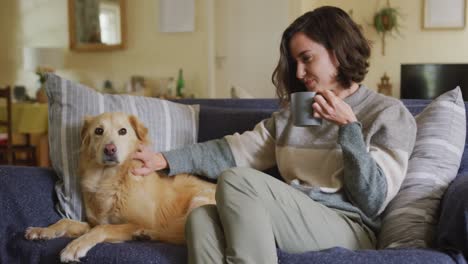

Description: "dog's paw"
60 237 93 263
24 227 64 240
132 229 155 241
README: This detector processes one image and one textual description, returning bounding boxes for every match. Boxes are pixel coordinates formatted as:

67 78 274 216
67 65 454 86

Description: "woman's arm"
162 139 236 179
132 117 277 180
312 90 416 218
339 122 387 218
339 104 416 218
131 139 235 179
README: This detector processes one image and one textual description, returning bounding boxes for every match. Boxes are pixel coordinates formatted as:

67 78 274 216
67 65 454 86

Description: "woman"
133 6 416 263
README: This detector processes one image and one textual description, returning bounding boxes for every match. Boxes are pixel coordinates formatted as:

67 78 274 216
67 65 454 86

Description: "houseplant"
35 66 54 103
373 3 401 55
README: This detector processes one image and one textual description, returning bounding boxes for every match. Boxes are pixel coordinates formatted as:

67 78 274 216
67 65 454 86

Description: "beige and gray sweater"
163 86 417 232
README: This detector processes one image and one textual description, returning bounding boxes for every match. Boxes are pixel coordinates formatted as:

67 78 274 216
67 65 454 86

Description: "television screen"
400 64 468 101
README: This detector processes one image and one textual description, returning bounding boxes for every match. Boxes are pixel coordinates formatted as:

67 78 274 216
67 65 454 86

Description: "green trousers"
185 167 376 264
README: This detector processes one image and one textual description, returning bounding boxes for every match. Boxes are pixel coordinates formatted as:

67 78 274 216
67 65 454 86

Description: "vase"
36 86 48 103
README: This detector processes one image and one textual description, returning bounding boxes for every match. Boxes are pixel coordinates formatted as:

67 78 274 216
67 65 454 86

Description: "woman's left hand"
312 90 357 126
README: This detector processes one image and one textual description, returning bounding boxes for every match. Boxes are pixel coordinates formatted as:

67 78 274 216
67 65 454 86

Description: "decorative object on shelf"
373 0 402 56
23 47 65 103
166 77 175 97
13 86 30 102
35 67 54 103
378 73 392 96
423 0 466 30
155 76 195 99
176 68 185 97
103 80 116 94
130 76 146 92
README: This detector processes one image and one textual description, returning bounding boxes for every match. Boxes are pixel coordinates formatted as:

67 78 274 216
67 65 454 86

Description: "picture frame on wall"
159 0 195 32
423 0 466 29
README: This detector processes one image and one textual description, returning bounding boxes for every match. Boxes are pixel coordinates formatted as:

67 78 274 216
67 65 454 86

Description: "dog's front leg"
25 218 90 240
60 223 140 263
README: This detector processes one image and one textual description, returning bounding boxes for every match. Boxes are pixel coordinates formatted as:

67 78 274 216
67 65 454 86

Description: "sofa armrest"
436 172 468 257
0 165 61 231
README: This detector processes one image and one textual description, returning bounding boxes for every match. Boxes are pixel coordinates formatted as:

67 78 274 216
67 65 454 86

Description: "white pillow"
45 74 199 220
378 87 466 248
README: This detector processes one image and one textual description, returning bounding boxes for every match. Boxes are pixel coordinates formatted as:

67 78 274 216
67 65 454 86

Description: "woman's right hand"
131 145 168 176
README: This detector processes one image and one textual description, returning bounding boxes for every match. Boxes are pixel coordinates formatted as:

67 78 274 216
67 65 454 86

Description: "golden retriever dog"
25 112 215 262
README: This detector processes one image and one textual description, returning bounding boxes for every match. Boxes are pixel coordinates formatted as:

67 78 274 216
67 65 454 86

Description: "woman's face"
289 32 341 93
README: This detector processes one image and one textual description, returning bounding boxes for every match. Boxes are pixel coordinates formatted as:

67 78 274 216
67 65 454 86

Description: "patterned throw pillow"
45 74 199 220
378 87 466 248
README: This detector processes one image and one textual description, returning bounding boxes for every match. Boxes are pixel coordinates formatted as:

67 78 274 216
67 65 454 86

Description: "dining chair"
0 86 37 166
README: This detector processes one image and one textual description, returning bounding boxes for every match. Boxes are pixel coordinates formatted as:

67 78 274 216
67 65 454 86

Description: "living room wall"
7 0 211 98
0 0 19 87
304 0 468 98
2 0 468 99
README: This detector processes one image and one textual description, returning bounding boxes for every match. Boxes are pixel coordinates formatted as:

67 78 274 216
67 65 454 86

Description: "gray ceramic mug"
291 91 322 126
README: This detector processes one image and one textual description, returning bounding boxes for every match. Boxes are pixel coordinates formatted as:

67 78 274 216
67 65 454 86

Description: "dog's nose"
104 144 117 156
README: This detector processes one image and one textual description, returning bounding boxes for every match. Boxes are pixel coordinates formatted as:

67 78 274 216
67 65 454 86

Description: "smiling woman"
68 0 127 51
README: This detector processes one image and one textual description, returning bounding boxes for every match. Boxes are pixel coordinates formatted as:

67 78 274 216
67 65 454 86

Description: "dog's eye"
95 128 104 135
118 128 127 135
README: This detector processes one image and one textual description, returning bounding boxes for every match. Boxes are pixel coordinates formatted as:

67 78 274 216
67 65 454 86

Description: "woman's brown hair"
272 6 371 106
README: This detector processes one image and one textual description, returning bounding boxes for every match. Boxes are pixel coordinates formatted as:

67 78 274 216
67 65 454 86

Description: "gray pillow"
45 73 199 220
378 87 466 248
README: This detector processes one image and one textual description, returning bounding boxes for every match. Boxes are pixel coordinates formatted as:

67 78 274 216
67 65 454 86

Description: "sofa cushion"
45 74 199 220
436 172 468 258
0 162 463 263
379 87 466 248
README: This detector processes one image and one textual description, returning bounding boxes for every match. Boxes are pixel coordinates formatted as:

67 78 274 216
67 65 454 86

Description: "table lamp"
23 47 65 103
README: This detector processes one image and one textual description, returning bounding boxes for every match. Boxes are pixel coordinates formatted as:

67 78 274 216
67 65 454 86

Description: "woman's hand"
131 145 168 176
312 90 357 126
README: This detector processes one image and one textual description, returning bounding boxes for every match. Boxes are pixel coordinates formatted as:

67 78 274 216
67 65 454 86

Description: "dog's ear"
80 116 93 146
129 115 149 145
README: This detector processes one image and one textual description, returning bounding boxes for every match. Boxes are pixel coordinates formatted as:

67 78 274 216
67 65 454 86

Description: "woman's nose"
296 63 305 80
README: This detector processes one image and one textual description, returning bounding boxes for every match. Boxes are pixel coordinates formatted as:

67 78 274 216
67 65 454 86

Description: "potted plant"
35 66 54 103
373 3 401 55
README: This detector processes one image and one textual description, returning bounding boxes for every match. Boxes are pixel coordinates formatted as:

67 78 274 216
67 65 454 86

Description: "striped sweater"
163 86 417 232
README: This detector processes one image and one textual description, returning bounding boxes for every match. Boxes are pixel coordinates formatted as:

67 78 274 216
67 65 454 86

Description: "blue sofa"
1 98 467 264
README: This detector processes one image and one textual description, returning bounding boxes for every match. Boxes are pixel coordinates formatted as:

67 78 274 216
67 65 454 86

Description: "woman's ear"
129 115 149 145
330 50 340 68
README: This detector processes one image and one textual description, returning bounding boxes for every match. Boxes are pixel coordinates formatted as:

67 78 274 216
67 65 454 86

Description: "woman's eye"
95 128 104 135
302 56 311 63
118 128 127 135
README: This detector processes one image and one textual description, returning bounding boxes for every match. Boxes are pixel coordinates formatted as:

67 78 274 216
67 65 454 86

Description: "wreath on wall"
373 1 402 56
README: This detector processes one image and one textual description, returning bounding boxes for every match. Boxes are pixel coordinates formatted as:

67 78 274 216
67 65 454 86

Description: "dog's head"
80 112 149 166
